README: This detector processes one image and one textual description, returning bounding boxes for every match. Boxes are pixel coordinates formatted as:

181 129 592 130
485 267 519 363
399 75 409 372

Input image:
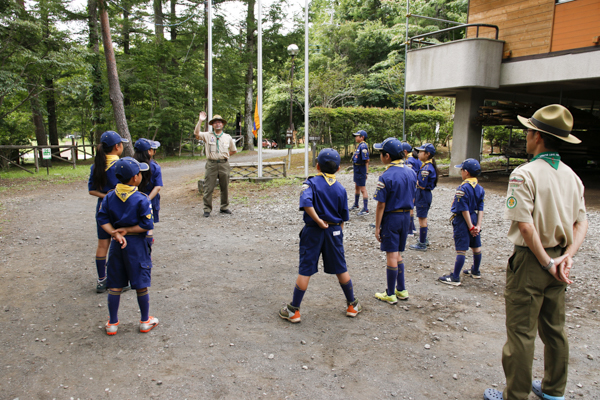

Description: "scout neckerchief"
462 177 478 188
115 183 138 202
385 159 404 170
531 151 561 170
213 131 224 155
420 159 433 169
105 155 119 171
317 172 337 186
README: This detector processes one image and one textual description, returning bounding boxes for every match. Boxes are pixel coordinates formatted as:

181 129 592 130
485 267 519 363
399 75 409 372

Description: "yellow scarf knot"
386 159 404 170
105 155 119 171
115 183 138 202
462 177 478 188
317 172 337 186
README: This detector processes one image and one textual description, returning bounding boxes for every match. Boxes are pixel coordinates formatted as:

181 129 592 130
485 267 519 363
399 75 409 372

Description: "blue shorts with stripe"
299 225 347 276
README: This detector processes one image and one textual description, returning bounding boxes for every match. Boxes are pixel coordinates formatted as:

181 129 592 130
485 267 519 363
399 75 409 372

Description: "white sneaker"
140 316 159 333
105 320 119 335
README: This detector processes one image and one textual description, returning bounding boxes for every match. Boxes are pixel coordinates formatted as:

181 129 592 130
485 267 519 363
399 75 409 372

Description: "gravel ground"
0 154 599 400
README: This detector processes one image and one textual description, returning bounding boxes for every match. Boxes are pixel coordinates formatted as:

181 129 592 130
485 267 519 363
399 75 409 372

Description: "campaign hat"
517 104 580 144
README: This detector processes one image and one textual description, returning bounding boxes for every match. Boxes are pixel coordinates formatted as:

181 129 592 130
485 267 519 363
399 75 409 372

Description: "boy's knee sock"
96 257 106 280
291 285 305 308
409 218 415 233
137 288 150 322
473 251 482 273
419 227 428 244
453 252 466 280
107 289 121 324
363 198 368 211
339 279 355 303
386 265 398 296
354 194 360 207
396 262 405 292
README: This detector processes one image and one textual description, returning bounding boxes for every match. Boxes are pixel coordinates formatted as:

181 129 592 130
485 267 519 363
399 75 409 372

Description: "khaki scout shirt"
194 122 237 160
504 157 586 248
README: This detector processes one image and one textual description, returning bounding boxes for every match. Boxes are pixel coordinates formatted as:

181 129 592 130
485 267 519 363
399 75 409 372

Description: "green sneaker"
279 304 301 323
346 299 362 317
374 290 398 305
395 289 409 300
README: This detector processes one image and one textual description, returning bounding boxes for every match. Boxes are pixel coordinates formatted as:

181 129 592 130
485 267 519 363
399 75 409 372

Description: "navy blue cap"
374 137 403 159
415 142 436 156
455 158 481 176
100 131 129 147
115 157 149 181
317 148 341 168
149 140 161 149
134 138 152 151
353 130 368 139
401 142 412 153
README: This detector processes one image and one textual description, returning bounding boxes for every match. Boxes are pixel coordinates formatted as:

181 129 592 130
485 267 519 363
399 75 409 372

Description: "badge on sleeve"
421 171 430 177
376 181 385 189
146 214 152 219
300 183 310 193
509 177 524 188
455 190 465 198
506 196 517 209
362 149 368 154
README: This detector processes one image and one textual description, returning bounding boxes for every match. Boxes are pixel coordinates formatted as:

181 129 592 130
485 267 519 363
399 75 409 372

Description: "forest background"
0 0 515 162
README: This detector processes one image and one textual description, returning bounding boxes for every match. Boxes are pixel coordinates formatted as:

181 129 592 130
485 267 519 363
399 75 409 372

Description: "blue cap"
149 140 161 149
455 158 481 176
100 131 129 147
134 138 152 151
317 148 341 168
353 130 368 139
415 142 436 156
115 157 149 181
374 137 403 159
402 142 412 153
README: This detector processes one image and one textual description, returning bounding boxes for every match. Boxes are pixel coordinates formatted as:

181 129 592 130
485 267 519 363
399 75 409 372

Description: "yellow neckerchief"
115 183 138 202
385 159 404 170
462 177 478 188
105 155 119 171
420 159 433 169
317 172 337 186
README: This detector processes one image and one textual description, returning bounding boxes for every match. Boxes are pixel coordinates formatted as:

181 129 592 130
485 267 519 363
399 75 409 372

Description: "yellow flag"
252 94 260 138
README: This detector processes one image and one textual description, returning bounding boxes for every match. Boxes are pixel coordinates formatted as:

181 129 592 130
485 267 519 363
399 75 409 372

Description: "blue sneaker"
409 242 427 251
463 268 481 279
357 209 370 216
532 380 564 400
438 273 461 286
483 388 503 400
350 204 360 211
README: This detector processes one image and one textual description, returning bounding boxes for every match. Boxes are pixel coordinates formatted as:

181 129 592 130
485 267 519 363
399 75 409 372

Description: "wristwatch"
541 258 554 271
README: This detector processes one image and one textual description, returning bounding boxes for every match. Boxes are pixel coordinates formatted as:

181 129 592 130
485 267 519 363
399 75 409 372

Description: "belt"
208 158 228 163
324 221 341 225
389 209 411 213
354 163 365 166
515 245 563 252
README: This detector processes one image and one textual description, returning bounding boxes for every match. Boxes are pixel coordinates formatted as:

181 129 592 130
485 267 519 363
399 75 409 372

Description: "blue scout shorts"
106 235 153 289
453 217 481 251
353 164 367 187
415 189 432 218
299 225 347 276
380 211 410 253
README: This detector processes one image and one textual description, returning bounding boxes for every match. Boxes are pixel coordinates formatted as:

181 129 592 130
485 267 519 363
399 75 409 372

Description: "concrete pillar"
450 89 485 177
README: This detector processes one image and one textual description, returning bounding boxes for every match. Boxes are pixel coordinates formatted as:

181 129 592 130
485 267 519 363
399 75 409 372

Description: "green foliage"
483 126 525 152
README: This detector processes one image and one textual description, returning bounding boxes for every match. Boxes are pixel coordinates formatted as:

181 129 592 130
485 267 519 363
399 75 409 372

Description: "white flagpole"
304 0 309 178
258 0 263 177
208 0 213 132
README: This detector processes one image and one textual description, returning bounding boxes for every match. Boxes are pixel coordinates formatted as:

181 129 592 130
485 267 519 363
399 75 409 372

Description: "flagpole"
304 0 309 178
208 0 212 132
258 0 263 177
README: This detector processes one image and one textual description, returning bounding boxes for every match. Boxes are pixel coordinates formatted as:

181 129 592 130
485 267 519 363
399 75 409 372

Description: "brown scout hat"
209 114 227 126
517 104 581 144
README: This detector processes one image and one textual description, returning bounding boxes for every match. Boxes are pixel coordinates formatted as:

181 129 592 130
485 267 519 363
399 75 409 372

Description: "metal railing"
409 23 500 50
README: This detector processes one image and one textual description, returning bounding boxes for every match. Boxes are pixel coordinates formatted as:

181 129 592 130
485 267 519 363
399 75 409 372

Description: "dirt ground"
1 152 599 400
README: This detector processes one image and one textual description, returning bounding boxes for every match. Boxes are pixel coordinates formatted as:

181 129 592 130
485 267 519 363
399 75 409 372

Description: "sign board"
42 148 51 160
286 129 293 138
286 137 293 149
309 136 320 142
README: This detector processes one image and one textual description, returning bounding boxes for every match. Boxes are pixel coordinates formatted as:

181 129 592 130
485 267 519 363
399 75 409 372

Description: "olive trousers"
502 245 568 400
203 159 230 213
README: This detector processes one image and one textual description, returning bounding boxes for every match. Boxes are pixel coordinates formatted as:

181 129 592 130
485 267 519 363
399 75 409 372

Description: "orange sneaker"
279 304 301 323
140 316 159 333
105 320 119 335
346 299 362 317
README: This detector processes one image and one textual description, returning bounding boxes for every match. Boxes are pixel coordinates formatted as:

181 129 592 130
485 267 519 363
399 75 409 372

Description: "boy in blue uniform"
133 139 163 247
97 157 159 335
410 143 438 251
403 142 420 237
351 130 370 216
439 159 485 285
279 148 362 322
373 138 417 304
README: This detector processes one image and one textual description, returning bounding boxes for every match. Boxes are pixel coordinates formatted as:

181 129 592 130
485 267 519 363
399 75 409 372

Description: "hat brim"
139 162 150 172
373 143 383 150
517 115 581 144
353 132 366 137
209 119 227 125
454 164 463 169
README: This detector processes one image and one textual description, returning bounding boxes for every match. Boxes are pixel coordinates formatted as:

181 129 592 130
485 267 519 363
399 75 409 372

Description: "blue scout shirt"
417 160 437 190
451 178 485 222
141 160 163 212
97 185 154 232
373 160 417 212
88 161 120 213
299 174 349 226
352 142 370 165
406 156 421 174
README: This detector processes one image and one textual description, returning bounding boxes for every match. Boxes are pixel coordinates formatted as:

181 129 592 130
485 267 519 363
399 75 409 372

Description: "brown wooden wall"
467 0 556 58
551 0 600 52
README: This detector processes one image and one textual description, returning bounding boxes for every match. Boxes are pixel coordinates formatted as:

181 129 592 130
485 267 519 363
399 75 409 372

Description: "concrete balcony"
406 38 505 96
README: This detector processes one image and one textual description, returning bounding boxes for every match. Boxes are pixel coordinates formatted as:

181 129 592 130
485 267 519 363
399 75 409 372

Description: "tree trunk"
154 0 164 40
30 94 51 167
243 0 255 151
98 0 133 156
45 78 59 155
88 0 104 147
170 0 177 41
123 4 130 54
202 1 209 132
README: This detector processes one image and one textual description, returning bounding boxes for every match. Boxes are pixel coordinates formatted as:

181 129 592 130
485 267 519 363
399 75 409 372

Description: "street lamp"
287 44 299 147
